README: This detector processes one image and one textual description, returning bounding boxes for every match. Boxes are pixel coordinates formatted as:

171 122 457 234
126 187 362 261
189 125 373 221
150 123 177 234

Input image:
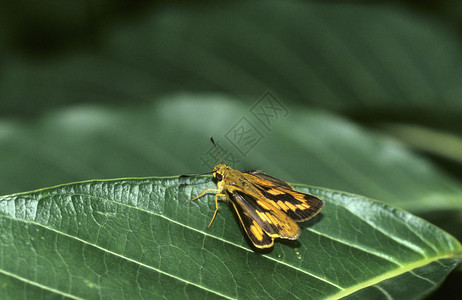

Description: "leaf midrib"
0 268 83 300
327 255 461 300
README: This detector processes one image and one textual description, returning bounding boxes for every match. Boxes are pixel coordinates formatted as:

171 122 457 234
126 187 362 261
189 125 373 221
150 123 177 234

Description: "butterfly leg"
207 192 226 229
190 188 219 202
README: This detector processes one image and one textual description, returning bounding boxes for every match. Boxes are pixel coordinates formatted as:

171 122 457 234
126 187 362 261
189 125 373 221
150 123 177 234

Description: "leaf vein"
0 268 83 300
0 215 234 300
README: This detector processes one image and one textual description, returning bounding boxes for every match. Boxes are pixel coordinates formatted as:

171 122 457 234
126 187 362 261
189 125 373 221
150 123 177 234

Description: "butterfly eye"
215 173 223 181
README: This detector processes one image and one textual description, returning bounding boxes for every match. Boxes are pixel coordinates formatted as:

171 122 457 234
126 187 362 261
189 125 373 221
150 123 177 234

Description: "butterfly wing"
229 199 274 248
246 170 293 189
244 172 325 222
228 190 301 243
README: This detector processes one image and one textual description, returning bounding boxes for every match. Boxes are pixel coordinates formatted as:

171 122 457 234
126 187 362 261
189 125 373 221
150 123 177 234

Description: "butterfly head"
212 163 228 182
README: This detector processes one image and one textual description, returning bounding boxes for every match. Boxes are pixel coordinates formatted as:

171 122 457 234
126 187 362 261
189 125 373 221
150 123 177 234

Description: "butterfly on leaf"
191 138 324 249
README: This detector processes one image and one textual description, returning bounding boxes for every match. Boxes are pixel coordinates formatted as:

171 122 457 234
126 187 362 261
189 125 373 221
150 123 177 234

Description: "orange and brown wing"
228 190 301 244
245 170 294 189
229 199 274 249
244 171 324 222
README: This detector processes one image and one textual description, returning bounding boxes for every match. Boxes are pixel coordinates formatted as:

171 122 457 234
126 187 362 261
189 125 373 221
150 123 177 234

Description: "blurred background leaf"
1 0 462 298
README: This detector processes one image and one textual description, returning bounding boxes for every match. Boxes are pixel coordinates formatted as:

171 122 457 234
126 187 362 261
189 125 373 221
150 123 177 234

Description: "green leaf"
383 124 462 165
1 177 460 299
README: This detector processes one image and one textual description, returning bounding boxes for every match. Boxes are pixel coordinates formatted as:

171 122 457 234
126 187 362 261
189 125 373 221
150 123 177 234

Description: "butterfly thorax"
213 164 261 198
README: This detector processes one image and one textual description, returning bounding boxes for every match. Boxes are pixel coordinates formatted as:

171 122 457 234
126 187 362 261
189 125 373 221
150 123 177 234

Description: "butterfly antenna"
210 137 223 164
179 171 213 178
